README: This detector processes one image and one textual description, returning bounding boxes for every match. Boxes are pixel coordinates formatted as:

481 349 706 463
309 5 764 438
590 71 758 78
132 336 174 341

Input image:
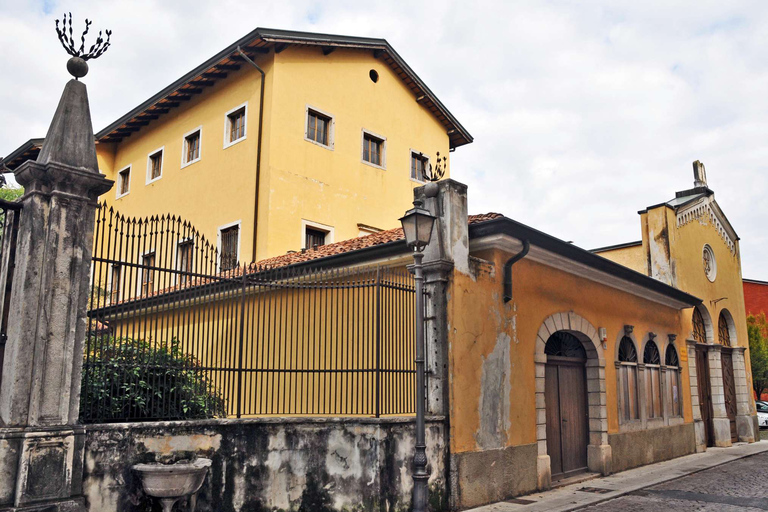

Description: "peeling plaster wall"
82 417 446 512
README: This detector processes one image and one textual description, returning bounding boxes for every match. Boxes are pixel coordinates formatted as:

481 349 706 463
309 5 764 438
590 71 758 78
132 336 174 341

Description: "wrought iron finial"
55 13 112 79
423 152 448 182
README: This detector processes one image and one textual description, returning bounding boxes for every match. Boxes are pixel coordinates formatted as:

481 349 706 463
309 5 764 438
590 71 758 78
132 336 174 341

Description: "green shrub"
81 336 227 421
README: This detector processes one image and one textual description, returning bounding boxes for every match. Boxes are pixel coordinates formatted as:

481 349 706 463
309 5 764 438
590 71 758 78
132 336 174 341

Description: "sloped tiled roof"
254 213 504 269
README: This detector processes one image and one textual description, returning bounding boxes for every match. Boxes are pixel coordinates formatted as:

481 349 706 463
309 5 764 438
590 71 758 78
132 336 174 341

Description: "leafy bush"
81 336 227 421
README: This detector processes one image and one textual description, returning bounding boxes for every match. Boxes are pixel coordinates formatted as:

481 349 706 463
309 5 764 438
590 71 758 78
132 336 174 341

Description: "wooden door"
695 345 714 447
545 358 589 479
721 348 738 442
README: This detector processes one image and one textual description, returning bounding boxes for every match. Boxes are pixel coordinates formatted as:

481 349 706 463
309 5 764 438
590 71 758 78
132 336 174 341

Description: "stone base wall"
608 422 695 473
82 417 447 512
449 443 538 510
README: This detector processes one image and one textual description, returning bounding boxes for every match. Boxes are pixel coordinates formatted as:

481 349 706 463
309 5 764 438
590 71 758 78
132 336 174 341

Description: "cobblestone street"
581 451 768 511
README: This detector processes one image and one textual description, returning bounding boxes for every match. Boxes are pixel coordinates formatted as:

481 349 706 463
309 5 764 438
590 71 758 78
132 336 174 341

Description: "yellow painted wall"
256 46 451 260
594 244 646 275
94 46 453 264
447 250 689 455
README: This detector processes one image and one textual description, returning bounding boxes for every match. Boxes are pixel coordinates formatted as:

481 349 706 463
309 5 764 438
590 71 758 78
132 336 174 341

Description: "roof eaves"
1 138 44 171
470 217 701 307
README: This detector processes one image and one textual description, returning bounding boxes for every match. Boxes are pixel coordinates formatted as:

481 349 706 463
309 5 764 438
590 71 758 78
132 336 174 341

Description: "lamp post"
399 199 436 512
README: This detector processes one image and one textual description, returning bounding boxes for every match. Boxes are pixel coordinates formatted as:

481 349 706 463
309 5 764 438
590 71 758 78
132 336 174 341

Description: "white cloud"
1 0 766 277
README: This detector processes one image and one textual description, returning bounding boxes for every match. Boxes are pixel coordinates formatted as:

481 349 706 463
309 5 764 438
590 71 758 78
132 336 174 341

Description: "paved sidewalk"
467 441 768 512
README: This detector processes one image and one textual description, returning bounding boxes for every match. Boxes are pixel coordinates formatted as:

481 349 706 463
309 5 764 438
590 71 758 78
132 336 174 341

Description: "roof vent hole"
369 69 379 83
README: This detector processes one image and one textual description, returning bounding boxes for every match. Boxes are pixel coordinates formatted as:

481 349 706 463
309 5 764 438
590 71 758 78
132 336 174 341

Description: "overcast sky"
1 0 766 278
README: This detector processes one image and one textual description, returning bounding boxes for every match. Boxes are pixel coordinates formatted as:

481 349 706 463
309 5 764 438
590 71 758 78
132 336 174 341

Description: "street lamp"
399 199 436 512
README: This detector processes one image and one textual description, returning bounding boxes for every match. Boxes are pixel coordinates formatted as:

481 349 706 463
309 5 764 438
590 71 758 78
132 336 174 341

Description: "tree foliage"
747 313 768 399
81 336 227 421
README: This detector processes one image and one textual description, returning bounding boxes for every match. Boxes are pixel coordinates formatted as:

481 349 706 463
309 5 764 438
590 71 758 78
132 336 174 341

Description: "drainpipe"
237 46 265 262
503 239 530 303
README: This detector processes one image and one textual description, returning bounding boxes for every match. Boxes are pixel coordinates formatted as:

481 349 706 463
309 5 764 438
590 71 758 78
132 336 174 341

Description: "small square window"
225 105 247 146
219 224 239 271
182 128 202 167
362 131 385 168
147 149 163 183
117 166 131 198
306 108 333 148
305 227 327 249
410 151 429 182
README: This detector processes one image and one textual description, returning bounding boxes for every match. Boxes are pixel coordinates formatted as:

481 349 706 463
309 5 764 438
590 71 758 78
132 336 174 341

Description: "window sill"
618 419 644 433
146 176 162 186
181 157 201 169
115 192 130 199
304 137 334 151
410 178 427 185
224 136 247 150
362 159 386 171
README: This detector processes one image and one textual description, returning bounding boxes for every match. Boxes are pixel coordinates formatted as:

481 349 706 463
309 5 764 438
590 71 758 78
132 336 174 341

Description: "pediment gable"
675 195 738 255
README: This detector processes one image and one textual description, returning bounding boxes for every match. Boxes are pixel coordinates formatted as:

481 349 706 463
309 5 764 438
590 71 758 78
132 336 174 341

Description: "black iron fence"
82 204 418 423
0 198 22 382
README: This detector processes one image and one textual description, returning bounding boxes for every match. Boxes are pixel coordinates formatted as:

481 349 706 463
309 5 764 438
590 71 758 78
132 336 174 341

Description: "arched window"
718 312 731 346
617 336 639 422
665 344 681 417
693 308 707 344
644 340 663 419
545 331 587 359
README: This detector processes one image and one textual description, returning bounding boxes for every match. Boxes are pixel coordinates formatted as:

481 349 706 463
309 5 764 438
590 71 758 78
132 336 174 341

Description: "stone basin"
133 458 211 512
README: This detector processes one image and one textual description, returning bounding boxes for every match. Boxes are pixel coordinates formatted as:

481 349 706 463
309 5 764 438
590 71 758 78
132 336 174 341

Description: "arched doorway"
544 331 589 480
692 305 715 446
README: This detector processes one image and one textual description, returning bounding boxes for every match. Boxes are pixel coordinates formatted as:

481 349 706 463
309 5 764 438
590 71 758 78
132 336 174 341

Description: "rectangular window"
220 225 239 271
177 240 194 284
362 132 385 167
667 368 681 417
148 149 163 182
226 105 247 145
183 128 201 166
646 366 662 419
410 151 428 182
307 109 331 146
619 364 639 422
110 265 121 304
305 227 327 249
141 252 155 296
117 166 131 197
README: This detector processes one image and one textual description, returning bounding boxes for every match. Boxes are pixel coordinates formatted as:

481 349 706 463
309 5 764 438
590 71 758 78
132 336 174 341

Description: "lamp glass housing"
399 204 436 252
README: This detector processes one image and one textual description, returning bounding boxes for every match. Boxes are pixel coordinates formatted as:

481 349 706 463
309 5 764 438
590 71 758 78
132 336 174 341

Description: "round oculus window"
703 244 717 282
369 69 379 83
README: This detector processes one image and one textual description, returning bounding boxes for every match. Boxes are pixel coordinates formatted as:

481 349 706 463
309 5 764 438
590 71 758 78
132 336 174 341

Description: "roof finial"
423 151 448 182
55 13 112 79
693 160 707 188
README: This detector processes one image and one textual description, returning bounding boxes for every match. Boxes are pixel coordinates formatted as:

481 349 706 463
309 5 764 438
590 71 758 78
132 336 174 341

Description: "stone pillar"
585 358 611 476
685 340 707 452
707 345 732 447
534 354 550 490
413 179 468 416
731 347 758 443
0 78 112 511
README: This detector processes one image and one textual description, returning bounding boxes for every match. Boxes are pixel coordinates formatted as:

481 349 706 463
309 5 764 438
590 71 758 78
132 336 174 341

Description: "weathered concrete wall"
608 422 695 473
82 417 446 512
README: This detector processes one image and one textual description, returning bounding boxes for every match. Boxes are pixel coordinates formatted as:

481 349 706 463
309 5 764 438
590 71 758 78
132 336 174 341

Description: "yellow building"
2 28 471 266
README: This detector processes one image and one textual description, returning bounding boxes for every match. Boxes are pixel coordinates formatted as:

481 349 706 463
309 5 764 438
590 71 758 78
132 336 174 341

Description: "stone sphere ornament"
66 57 89 78
55 13 112 79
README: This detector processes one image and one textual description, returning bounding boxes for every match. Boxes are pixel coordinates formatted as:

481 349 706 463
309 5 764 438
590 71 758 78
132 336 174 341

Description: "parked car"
756 401 768 429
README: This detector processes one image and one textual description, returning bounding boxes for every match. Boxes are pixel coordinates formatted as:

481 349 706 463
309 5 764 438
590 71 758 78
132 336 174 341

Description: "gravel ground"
580 450 768 511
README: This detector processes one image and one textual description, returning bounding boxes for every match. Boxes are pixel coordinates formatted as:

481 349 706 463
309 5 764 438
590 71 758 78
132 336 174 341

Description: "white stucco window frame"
409 149 430 184
301 219 335 249
223 101 248 149
181 125 203 169
217 220 242 271
304 105 335 150
145 146 165 185
361 129 386 170
116 164 132 199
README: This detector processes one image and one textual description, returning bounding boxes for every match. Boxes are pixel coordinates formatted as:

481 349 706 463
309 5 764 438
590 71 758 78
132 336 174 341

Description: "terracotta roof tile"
254 213 504 269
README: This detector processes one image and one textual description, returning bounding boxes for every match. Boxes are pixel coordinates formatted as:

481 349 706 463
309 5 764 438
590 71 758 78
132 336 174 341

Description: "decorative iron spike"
55 13 112 79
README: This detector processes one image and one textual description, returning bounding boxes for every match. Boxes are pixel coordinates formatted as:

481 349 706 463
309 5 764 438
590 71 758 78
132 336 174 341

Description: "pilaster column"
707 345 732 447
534 354 550 490
685 339 706 452
731 347 758 443
0 77 112 510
